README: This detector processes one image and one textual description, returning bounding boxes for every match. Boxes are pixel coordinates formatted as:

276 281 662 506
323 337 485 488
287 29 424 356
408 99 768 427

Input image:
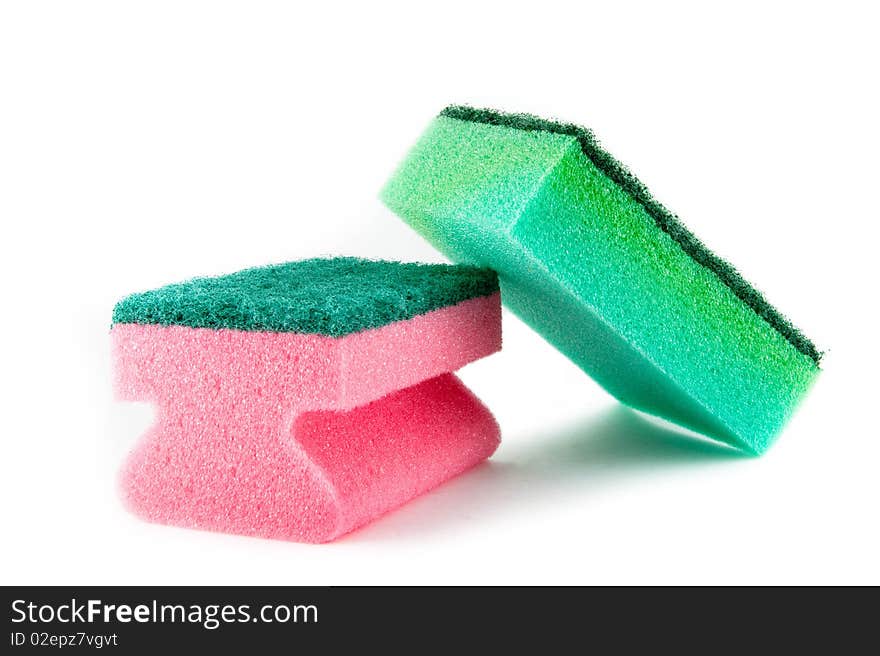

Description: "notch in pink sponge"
111 258 501 542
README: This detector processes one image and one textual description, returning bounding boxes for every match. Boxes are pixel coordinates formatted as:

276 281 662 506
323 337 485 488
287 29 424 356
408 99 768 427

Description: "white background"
1 1 877 585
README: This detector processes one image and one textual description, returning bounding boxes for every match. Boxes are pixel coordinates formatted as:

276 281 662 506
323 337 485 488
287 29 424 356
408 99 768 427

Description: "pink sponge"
111 259 501 542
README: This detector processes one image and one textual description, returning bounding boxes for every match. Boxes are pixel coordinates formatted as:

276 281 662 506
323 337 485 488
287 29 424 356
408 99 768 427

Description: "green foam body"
381 109 819 454
112 257 498 337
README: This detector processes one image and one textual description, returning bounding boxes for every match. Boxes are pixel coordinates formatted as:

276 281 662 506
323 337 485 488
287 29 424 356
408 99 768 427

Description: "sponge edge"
113 292 502 543
295 374 499 539
381 107 819 454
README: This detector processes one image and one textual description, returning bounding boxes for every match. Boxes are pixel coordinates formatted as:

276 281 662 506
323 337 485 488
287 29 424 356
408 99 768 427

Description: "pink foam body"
112 293 501 542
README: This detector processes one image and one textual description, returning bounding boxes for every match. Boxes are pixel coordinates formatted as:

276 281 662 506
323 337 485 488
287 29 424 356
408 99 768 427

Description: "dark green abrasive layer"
112 257 499 337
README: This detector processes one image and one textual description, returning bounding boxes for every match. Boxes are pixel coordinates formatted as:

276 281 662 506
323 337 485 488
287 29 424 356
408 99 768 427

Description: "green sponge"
381 105 820 454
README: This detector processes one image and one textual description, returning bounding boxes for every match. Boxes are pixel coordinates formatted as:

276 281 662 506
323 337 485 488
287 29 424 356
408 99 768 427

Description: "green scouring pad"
381 105 820 454
112 257 498 337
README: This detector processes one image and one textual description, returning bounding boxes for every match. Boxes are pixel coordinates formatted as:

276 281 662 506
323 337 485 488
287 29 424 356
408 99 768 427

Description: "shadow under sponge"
381 106 820 454
111 258 502 542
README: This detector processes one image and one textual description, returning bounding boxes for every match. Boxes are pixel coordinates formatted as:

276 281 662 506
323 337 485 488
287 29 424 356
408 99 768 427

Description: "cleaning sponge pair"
112 106 819 543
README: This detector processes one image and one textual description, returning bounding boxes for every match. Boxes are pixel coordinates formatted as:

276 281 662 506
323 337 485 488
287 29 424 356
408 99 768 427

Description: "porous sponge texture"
381 107 820 454
113 292 502 542
112 257 499 337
